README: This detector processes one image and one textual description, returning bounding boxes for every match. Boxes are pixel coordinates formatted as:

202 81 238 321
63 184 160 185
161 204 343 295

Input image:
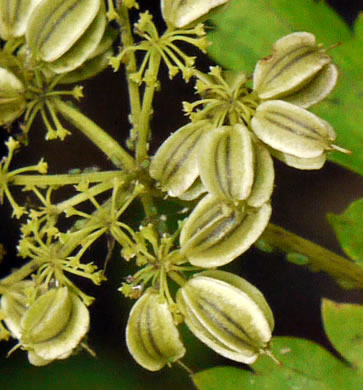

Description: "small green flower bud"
176 270 274 364
161 0 229 29
26 0 105 73
253 32 336 107
180 194 271 267
150 120 212 197
198 123 254 202
0 0 42 40
251 100 336 159
126 288 186 371
20 287 90 364
0 67 27 125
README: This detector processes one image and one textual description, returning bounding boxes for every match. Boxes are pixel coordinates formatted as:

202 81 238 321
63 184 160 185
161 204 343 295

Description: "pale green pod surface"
251 100 336 158
253 32 331 100
0 0 42 40
47 1 106 74
247 142 274 208
1 280 34 339
26 0 101 62
21 287 72 344
180 194 272 267
271 148 327 170
126 288 186 371
176 273 273 364
283 63 338 108
198 124 254 202
27 350 53 366
177 177 207 201
161 0 228 28
29 292 89 361
0 67 26 125
150 120 211 197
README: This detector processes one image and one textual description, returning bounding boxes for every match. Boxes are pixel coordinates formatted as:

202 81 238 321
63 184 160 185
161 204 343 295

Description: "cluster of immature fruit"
0 0 345 371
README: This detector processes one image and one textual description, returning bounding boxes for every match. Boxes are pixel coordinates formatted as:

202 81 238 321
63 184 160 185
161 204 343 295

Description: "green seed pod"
247 142 274 208
180 194 271 267
46 1 106 74
126 288 186 371
20 287 90 363
0 67 27 125
150 120 211 197
26 0 101 63
178 178 207 201
0 280 35 339
176 270 274 364
161 0 229 28
0 0 42 40
251 100 336 159
198 124 254 202
253 32 333 104
270 148 327 170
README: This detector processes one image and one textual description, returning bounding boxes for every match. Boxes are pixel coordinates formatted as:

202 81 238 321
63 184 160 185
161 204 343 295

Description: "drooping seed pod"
176 270 274 364
161 0 229 29
20 287 90 365
180 194 271 267
150 120 211 197
0 280 35 339
26 0 105 73
0 67 27 125
251 100 336 159
253 32 335 107
0 0 42 40
126 288 185 371
247 141 274 207
198 124 254 203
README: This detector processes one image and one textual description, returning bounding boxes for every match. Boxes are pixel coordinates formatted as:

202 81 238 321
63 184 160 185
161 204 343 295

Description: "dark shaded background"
0 1 362 389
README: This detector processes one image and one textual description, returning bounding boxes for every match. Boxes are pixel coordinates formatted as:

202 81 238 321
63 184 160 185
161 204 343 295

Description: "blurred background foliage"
0 1 362 389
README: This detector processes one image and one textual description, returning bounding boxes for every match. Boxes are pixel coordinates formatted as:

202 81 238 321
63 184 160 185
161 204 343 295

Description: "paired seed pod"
180 194 271 267
177 270 274 364
161 0 229 28
253 32 338 108
26 0 106 73
0 67 27 125
19 287 89 366
126 288 185 371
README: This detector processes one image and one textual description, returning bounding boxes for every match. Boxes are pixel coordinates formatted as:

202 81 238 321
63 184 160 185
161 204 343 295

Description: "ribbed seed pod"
26 0 101 63
126 288 186 371
253 32 332 102
0 0 42 40
0 67 27 125
177 178 207 201
247 142 274 207
150 120 211 197
176 270 274 364
180 194 271 267
0 280 34 339
271 148 327 170
46 1 106 74
198 124 254 202
251 100 336 158
20 287 90 364
161 0 228 28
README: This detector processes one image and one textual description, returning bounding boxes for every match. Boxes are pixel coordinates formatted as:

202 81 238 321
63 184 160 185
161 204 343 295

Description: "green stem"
136 49 162 165
10 171 125 187
261 224 363 289
53 98 135 171
0 258 44 286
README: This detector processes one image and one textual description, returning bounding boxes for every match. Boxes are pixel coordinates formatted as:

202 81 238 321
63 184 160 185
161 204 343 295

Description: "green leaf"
193 337 361 390
322 299 363 371
327 198 363 265
208 0 363 175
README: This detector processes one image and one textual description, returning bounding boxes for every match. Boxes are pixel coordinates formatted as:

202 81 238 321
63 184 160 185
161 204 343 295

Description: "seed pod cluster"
176 270 274 364
26 0 106 73
126 288 185 371
1 285 89 366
